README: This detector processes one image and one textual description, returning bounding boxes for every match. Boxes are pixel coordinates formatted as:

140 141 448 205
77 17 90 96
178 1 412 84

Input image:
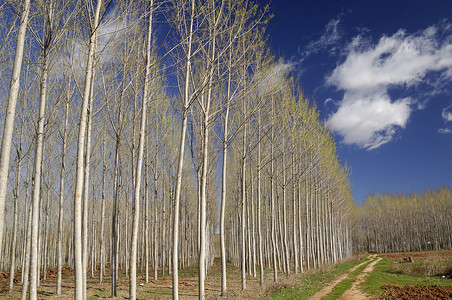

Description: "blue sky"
264 0 452 204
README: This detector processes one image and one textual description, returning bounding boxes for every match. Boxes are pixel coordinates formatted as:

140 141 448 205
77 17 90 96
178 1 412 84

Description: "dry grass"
389 257 452 277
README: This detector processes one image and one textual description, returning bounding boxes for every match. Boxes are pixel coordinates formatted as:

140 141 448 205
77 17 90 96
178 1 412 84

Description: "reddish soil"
379 285 452 300
0 271 21 284
0 267 74 287
380 250 452 260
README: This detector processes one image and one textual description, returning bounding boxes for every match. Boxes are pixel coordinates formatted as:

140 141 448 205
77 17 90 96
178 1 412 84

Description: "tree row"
356 187 452 253
0 0 355 299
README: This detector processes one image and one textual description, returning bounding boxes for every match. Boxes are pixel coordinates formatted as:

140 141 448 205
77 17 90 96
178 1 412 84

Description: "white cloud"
292 13 345 72
326 23 452 149
54 11 130 81
442 105 452 122
303 15 344 57
324 98 333 106
97 16 130 64
327 90 411 149
438 128 452 134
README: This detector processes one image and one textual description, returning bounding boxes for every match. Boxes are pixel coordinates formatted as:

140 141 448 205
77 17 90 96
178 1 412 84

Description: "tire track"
338 256 382 300
307 255 374 300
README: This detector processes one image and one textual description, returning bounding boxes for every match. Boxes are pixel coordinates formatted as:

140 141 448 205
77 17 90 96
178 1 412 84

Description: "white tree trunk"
111 139 120 297
199 114 209 300
297 175 304 273
241 118 247 290
57 98 69 294
129 1 153 298
99 125 106 284
73 1 102 298
220 72 231 297
271 97 277 282
0 0 30 258
82 63 95 300
257 109 264 285
172 0 194 298
9 132 22 291
282 143 290 275
20 197 33 300
29 28 51 298
199 1 223 296
292 150 298 274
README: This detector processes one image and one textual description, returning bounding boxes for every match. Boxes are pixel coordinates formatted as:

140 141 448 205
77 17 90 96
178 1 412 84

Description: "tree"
0 0 31 260
57 78 71 295
72 0 102 298
28 1 56 298
129 0 154 298
171 0 195 298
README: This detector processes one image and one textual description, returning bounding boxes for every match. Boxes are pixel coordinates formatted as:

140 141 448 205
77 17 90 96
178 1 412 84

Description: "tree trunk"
129 1 153 298
21 196 33 300
271 97 277 282
282 142 290 275
0 0 31 256
292 150 298 274
241 115 247 290
82 62 95 300
257 109 264 285
99 125 106 284
172 0 194 298
220 59 231 297
73 1 102 298
29 20 52 297
57 90 70 294
111 138 120 297
9 133 22 291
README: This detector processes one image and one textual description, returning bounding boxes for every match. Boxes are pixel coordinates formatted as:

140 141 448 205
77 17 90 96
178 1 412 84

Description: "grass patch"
322 278 354 300
87 287 108 299
389 257 452 277
362 257 452 297
265 256 368 300
144 288 172 295
178 263 199 278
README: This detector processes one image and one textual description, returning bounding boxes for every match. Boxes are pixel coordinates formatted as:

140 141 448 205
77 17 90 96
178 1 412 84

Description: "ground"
0 258 295 299
1 250 451 299
379 285 452 299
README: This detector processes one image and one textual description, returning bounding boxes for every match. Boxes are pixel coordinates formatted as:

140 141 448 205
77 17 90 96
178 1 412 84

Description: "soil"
0 267 74 285
379 285 452 300
2 251 450 299
0 259 296 299
380 250 452 260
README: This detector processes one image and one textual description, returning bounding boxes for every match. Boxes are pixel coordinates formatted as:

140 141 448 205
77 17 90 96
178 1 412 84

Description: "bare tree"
72 0 102 298
171 0 195 298
129 1 154 298
56 81 70 294
0 0 31 258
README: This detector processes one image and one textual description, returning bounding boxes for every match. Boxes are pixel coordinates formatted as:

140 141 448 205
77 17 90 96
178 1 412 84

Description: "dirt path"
307 256 374 300
338 256 382 300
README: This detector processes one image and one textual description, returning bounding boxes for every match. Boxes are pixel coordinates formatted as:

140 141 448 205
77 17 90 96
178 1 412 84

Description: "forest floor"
1 250 451 299
0 257 322 299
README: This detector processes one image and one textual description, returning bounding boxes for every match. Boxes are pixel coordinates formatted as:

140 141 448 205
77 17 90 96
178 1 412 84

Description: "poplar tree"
0 0 31 259
129 1 154 298
73 1 102 298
